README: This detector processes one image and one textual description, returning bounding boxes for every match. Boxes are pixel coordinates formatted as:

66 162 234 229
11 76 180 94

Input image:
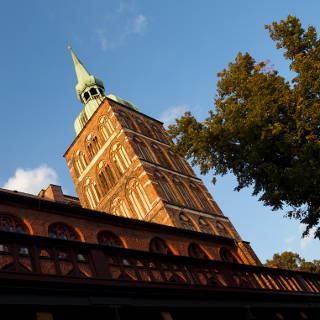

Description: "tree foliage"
265 251 320 273
168 16 320 238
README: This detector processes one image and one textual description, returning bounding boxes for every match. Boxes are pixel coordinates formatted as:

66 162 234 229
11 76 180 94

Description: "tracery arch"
127 179 151 219
135 117 152 136
84 178 101 208
179 213 197 231
111 143 131 175
0 214 29 234
48 222 80 241
151 143 171 168
173 178 196 208
190 183 213 212
86 133 100 160
97 161 115 195
97 231 124 247
154 171 177 202
151 124 167 143
98 115 114 141
149 237 174 255
168 149 188 174
111 197 131 218
118 111 136 130
74 150 87 177
133 137 154 162
188 243 210 259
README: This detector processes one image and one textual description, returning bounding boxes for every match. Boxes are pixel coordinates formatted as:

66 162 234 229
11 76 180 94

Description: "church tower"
64 48 260 265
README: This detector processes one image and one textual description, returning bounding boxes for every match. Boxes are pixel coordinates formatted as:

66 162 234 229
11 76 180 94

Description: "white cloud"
2 165 58 195
132 15 147 34
158 105 189 127
299 225 317 249
95 13 148 51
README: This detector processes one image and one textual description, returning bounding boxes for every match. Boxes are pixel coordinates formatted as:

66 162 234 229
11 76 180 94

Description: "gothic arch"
135 117 152 136
117 110 136 130
153 170 177 203
86 133 101 161
132 136 154 162
98 115 114 142
126 178 151 219
73 150 87 177
110 142 131 175
151 124 167 143
189 183 213 212
111 197 131 218
173 177 196 208
96 160 116 196
83 177 101 208
151 143 171 168
168 149 188 174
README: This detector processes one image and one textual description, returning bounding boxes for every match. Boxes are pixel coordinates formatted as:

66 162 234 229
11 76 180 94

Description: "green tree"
265 251 320 273
168 16 320 238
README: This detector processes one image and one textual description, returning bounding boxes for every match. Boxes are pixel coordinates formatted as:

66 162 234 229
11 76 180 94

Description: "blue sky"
0 0 319 262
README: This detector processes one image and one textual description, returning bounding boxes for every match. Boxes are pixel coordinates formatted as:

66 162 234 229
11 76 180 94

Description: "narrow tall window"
168 149 188 174
128 179 151 219
151 143 171 168
190 183 212 212
152 125 167 143
74 151 87 176
119 111 135 130
154 171 177 202
86 134 100 160
136 117 152 136
111 197 130 218
84 178 101 208
134 137 154 162
99 116 114 141
174 178 196 208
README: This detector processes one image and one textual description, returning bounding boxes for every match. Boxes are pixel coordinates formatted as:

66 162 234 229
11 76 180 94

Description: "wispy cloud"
95 13 148 51
132 14 147 34
299 225 317 249
158 105 189 127
2 165 58 195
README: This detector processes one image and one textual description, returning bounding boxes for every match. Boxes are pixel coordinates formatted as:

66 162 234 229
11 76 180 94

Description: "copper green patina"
68 46 139 135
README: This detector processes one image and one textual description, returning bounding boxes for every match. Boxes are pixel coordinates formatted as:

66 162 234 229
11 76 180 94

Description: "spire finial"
68 46 90 83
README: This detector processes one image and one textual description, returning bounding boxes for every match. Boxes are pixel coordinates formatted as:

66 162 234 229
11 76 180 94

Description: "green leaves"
168 15 320 239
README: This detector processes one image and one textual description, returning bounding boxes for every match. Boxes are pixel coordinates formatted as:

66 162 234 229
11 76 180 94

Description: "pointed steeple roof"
68 46 91 83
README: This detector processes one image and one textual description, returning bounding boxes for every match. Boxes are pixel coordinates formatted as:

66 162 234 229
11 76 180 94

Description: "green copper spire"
68 46 90 83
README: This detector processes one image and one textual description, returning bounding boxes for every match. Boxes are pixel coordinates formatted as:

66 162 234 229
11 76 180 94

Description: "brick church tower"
64 48 259 265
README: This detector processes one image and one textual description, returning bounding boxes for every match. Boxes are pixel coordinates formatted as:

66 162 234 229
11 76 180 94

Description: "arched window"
111 197 131 218
99 116 114 141
174 178 196 208
151 143 171 168
151 125 167 143
0 214 28 234
111 143 131 174
118 111 135 130
190 183 213 212
149 237 173 255
219 247 239 263
74 150 87 177
97 161 115 195
179 213 197 231
127 179 151 219
97 231 124 247
216 221 232 238
168 149 188 174
48 223 79 241
198 217 214 234
86 134 100 160
154 171 177 202
136 117 152 136
133 137 154 162
188 243 209 259
84 178 101 208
